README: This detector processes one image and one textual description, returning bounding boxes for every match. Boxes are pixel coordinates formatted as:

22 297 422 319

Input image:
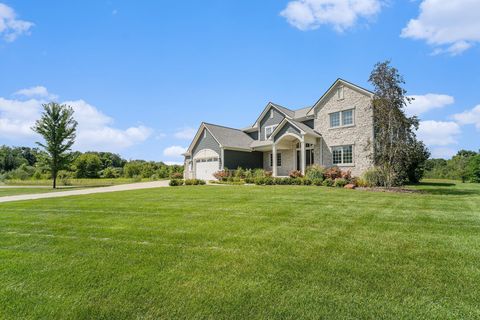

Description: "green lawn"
2 177 155 187
1 181 479 319
0 187 87 197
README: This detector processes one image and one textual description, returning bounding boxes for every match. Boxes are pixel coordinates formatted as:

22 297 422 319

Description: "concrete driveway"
0 180 170 204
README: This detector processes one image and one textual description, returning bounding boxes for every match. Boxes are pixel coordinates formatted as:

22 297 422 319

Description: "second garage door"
195 158 219 181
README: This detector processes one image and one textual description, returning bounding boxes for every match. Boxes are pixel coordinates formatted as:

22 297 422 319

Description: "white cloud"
0 3 34 42
406 94 454 116
174 127 196 140
163 146 187 158
164 161 183 166
401 0 480 55
452 105 480 130
14 86 58 100
417 120 461 146
0 88 152 151
280 0 383 32
430 147 458 159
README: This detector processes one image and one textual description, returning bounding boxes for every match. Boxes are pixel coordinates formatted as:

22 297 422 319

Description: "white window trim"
265 124 278 139
331 145 354 166
203 130 207 138
329 108 355 129
269 152 282 167
270 109 274 119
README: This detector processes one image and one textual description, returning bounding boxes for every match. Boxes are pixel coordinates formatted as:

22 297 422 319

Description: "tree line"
0 145 183 182
424 150 480 183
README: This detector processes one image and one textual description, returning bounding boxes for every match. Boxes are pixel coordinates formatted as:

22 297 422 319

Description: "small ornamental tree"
368 60 428 187
32 102 77 188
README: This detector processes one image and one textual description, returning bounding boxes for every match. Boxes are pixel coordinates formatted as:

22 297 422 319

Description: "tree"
368 60 426 187
467 155 480 183
32 102 77 188
404 140 430 183
74 153 102 178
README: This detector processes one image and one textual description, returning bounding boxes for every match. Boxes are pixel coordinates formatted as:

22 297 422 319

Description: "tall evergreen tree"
32 103 77 188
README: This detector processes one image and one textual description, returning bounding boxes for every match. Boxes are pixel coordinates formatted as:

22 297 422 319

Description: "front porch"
255 132 321 177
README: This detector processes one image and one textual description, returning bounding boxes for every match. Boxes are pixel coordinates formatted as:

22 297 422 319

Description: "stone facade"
313 84 374 176
263 149 295 177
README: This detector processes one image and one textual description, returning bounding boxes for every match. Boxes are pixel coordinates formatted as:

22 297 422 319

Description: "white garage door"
195 158 219 180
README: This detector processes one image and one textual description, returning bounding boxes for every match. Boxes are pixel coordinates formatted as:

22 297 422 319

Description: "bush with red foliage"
289 170 303 178
324 166 342 180
213 170 230 181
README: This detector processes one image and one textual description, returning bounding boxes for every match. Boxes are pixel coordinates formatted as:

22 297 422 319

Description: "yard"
1 180 479 319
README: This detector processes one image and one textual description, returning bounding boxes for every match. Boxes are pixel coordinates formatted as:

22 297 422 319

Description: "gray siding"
259 107 285 140
273 123 301 142
247 131 259 140
302 119 314 129
192 128 222 168
224 150 263 169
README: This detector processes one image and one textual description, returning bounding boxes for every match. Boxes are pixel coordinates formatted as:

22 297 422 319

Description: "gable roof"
204 123 254 150
306 78 374 116
184 122 255 156
270 118 321 140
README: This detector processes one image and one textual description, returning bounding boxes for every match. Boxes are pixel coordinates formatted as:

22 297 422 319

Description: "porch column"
272 143 278 177
300 138 306 176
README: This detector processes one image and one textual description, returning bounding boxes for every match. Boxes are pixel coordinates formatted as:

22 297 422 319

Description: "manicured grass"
1 181 479 319
3 178 156 187
0 187 88 197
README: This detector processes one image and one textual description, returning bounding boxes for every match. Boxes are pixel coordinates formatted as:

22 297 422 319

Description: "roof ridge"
203 122 246 133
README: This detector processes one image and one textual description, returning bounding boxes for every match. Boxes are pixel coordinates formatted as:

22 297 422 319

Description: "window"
332 145 353 165
337 86 344 100
330 109 354 128
265 125 277 139
342 109 353 126
330 112 340 127
269 153 281 167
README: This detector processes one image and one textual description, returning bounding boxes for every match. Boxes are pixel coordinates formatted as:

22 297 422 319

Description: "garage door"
195 158 219 180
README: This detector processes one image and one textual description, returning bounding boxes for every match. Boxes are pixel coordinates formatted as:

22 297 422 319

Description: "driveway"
0 180 170 204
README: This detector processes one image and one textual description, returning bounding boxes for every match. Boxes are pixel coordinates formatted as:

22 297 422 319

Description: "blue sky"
1 0 479 164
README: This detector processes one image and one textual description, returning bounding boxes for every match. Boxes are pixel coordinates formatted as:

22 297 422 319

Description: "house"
183 79 375 180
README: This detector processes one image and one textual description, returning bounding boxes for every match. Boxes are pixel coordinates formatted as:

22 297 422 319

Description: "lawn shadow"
407 181 480 196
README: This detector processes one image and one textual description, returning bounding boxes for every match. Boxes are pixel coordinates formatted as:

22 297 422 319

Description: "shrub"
324 166 342 180
57 170 74 186
213 170 230 181
334 178 348 188
245 177 255 184
363 167 385 187
273 177 284 185
355 178 368 187
264 177 274 185
169 179 184 186
234 167 245 179
302 178 312 185
312 178 323 186
289 170 303 178
185 179 206 185
306 165 325 181
170 172 183 179
322 178 334 187
101 166 121 178
254 177 265 185
341 170 352 182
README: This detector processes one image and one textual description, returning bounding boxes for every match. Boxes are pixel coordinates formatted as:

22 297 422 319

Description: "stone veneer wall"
313 85 374 177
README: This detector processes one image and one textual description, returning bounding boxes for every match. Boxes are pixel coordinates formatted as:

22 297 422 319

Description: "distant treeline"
0 145 183 181
424 150 480 182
